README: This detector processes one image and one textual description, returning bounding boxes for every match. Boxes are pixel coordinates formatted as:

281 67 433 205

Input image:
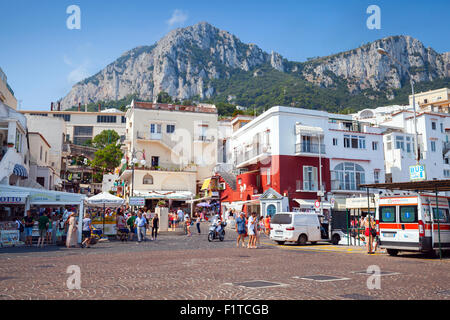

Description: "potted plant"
7 142 14 148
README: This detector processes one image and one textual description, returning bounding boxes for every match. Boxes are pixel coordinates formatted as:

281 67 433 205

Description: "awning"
295 124 324 136
201 178 211 191
134 190 193 200
13 164 28 178
294 199 332 210
0 192 29 204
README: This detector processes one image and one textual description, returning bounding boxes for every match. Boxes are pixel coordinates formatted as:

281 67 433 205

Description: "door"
397 205 420 247
302 136 311 153
379 206 399 246
306 215 321 241
150 123 162 140
431 207 450 249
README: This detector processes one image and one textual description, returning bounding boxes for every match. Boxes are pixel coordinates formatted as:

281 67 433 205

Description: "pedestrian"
46 212 53 245
37 212 50 248
127 211 136 241
363 214 373 254
116 211 128 242
81 213 92 248
185 215 192 237
65 211 78 248
195 213 201 234
151 213 159 240
15 217 24 241
23 210 34 246
264 215 271 236
56 214 64 244
371 218 379 253
134 210 147 243
235 212 247 248
247 212 257 249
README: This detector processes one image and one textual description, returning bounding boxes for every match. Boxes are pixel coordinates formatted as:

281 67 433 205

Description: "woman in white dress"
65 212 78 248
247 212 257 249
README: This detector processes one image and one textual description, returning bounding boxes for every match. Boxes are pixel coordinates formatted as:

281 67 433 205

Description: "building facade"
120 101 218 209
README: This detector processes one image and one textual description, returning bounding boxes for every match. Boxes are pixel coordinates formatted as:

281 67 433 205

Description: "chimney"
78 103 81 112
98 103 101 112
57 102 61 111
51 102 53 111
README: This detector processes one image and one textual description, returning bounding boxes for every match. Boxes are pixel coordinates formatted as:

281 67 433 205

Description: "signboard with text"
129 197 145 206
409 165 426 181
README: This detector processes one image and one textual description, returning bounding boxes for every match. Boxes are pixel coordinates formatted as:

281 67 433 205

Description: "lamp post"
377 48 419 164
121 149 146 199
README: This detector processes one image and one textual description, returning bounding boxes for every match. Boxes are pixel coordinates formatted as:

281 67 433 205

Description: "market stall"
86 192 125 236
0 185 86 245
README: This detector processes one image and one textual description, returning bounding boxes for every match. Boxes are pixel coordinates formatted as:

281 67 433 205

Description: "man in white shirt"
134 210 148 243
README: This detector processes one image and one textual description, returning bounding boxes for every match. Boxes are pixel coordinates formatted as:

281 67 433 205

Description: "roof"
28 132 51 148
360 179 450 192
133 101 217 114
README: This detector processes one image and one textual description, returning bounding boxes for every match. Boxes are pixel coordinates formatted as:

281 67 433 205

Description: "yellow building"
410 87 450 107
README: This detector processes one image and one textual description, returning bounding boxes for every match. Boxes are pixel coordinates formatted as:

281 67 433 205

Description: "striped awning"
13 164 28 178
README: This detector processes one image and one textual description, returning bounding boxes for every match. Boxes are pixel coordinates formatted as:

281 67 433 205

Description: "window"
45 151 47 163
432 208 450 223
303 166 318 191
395 136 405 151
40 146 43 160
143 174 153 185
443 169 450 177
73 126 93 146
351 135 359 148
400 206 418 223
358 136 366 149
372 141 378 151
53 114 71 122
380 206 396 223
121 116 126 123
431 141 436 152
271 212 291 223
344 135 350 148
333 138 338 146
431 121 436 130
441 123 444 133
386 142 392 150
266 168 271 185
166 124 175 134
374 170 380 184
333 162 365 191
97 115 116 123
150 124 161 134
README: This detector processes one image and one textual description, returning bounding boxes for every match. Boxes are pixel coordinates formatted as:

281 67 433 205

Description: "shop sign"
0 196 26 204
129 197 145 206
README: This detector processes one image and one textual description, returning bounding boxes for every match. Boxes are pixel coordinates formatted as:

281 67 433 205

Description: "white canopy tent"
86 192 125 235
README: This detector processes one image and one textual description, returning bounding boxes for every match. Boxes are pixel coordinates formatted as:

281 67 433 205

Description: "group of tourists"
231 210 272 249
16 207 78 248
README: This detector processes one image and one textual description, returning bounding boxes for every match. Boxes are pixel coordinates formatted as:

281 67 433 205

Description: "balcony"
235 143 271 167
331 179 365 192
194 135 215 143
295 143 326 155
295 180 325 192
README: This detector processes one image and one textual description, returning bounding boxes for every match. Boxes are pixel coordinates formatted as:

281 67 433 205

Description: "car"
270 212 344 246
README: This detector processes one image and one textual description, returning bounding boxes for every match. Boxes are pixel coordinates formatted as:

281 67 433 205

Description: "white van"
270 212 343 245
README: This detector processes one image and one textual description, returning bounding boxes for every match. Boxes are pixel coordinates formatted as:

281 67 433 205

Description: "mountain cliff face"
59 22 450 110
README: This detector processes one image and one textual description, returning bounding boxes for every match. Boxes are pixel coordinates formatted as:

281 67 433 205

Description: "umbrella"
86 192 125 234
197 202 211 207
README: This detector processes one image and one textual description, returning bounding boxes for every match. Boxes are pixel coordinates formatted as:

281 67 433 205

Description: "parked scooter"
208 220 227 242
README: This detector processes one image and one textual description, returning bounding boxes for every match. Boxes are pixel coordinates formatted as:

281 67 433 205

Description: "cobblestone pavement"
1 223 450 300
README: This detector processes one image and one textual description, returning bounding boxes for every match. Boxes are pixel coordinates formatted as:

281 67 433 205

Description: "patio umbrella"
86 192 125 234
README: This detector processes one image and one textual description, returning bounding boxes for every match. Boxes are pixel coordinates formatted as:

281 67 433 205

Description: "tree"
157 91 173 103
91 130 120 149
91 143 123 174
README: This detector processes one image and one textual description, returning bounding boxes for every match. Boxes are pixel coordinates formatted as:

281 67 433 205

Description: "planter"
7 143 14 148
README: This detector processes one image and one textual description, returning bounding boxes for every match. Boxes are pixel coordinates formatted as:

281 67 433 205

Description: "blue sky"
0 0 449 110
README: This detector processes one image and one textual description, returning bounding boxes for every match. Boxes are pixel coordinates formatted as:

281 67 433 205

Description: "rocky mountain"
59 22 450 110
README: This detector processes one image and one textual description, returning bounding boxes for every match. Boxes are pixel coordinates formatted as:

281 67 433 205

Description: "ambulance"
376 192 450 256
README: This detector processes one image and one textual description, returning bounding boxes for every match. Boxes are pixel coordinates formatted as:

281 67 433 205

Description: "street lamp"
121 149 146 198
377 48 420 164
